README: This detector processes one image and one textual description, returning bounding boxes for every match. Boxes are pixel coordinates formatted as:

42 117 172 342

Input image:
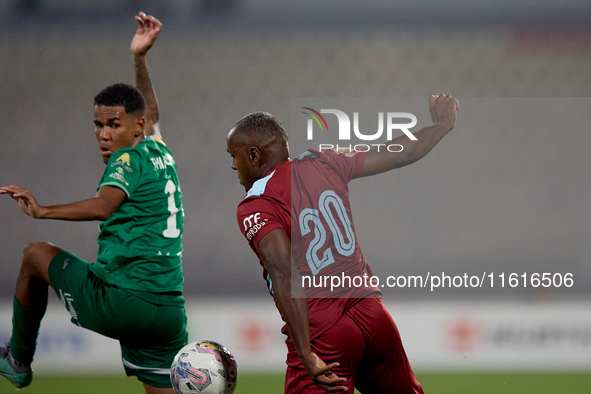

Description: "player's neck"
261 157 288 176
131 134 146 147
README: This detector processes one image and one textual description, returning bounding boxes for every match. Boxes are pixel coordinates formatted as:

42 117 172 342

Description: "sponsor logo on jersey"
246 219 268 241
243 212 268 241
111 152 134 173
117 152 131 166
108 172 129 186
243 212 261 231
333 148 358 157
111 162 133 172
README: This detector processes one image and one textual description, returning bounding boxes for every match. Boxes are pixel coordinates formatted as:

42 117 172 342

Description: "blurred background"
1 0 591 392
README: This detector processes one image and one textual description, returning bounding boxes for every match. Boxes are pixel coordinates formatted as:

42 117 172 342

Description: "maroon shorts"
284 298 424 394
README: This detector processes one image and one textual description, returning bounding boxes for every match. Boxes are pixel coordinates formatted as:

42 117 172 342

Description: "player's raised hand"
302 352 349 392
429 94 460 130
130 12 162 56
0 185 45 219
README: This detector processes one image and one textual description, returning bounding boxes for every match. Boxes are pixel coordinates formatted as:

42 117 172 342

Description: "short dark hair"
232 112 289 143
94 83 146 116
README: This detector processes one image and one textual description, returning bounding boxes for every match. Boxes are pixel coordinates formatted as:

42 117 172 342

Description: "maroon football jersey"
237 149 380 339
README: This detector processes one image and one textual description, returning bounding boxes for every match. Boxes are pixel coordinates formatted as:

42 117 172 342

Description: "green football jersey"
90 135 184 295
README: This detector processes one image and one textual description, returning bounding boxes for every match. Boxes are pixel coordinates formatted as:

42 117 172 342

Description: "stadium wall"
1 26 591 300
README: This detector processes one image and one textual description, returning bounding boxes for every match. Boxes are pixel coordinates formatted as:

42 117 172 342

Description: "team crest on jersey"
116 153 131 166
334 148 358 157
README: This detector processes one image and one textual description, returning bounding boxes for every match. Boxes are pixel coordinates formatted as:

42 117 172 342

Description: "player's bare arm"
131 11 162 138
258 228 348 392
358 94 460 177
0 184 125 221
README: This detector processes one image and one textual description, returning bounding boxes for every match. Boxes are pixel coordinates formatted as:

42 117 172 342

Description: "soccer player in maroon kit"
227 94 459 393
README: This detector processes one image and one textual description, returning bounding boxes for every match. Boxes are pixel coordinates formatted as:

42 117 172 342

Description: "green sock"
9 295 47 365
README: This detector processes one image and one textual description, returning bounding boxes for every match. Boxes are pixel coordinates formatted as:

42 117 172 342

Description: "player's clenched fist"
429 94 460 129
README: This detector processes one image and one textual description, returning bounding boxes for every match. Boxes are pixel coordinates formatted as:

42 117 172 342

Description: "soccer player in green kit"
0 13 187 394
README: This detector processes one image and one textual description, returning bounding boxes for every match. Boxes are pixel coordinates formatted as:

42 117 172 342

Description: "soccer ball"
170 340 238 394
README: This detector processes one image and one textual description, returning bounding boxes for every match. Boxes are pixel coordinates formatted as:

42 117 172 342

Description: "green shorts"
48 250 188 388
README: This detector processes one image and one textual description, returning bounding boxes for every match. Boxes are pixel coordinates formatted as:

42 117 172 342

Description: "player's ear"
249 147 261 164
135 116 145 137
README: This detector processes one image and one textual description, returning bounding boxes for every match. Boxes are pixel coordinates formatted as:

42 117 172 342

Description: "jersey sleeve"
236 197 285 252
313 148 366 183
98 149 142 197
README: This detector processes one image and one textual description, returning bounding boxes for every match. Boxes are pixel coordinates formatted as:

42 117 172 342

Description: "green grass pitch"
1 372 590 393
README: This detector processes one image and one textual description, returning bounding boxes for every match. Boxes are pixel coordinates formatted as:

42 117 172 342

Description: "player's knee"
22 242 48 261
21 243 42 274
21 242 56 273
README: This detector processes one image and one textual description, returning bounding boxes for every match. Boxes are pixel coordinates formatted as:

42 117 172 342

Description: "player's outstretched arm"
131 11 162 138
0 184 125 221
258 229 348 392
357 94 459 178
